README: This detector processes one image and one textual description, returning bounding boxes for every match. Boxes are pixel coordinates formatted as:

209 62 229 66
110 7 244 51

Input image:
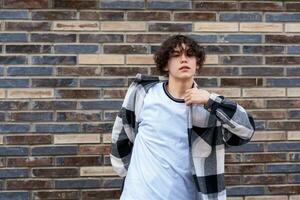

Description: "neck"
166 77 194 99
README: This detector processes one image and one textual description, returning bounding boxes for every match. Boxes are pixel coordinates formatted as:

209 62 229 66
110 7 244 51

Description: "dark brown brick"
79 145 110 155
5 135 52 145
221 78 262 87
0 112 5 121
80 11 100 20
32 11 77 20
225 153 242 163
103 45 147 54
82 123 113 133
244 153 287 162
127 11 170 21
7 180 52 190
243 175 286 184
240 2 283 11
57 67 101 76
32 168 78 178
4 0 49 8
193 2 238 11
7 157 53 167
127 34 170 43
265 35 300 44
235 99 266 109
174 12 215 21
56 90 100 99
150 67 161 76
266 56 300 65
53 0 98 9
267 99 300 108
267 185 300 194
82 190 121 200
225 164 264 174
33 191 79 200
103 89 126 99
57 111 102 121
102 67 148 76
6 45 51 54
248 110 286 120
286 3 300 12
82 11 125 21
5 22 51 31
56 156 102 166
268 121 300 130
224 175 241 185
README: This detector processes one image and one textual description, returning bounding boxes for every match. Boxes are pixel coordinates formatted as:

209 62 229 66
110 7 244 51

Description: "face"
164 43 198 81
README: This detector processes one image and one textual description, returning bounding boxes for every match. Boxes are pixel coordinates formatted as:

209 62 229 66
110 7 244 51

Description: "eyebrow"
172 48 191 53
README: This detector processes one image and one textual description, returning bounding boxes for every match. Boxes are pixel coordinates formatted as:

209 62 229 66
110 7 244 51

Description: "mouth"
179 66 190 70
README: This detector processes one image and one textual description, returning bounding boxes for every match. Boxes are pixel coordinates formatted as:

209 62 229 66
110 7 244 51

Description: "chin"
177 74 194 79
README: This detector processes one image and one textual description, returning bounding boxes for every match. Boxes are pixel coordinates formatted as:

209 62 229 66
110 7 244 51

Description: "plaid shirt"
110 73 255 200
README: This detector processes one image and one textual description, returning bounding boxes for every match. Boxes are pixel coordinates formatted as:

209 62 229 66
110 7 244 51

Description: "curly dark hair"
153 34 206 77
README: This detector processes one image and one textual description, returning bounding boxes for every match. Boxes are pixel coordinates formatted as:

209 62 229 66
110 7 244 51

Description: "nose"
180 53 188 63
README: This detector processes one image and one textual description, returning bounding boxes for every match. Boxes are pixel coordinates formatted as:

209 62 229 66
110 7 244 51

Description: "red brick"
240 2 283 11
5 135 52 145
56 156 102 166
79 145 110 155
34 191 79 199
7 180 52 190
7 157 53 167
127 12 170 21
225 164 264 174
82 190 121 200
32 168 78 178
244 153 287 162
4 0 49 8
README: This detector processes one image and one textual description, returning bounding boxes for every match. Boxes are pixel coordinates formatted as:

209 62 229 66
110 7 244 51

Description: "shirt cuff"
204 93 223 113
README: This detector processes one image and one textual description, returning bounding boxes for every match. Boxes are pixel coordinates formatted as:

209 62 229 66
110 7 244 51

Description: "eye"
186 49 195 57
170 51 180 57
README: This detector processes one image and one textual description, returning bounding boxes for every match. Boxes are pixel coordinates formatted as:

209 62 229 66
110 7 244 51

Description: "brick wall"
0 0 299 199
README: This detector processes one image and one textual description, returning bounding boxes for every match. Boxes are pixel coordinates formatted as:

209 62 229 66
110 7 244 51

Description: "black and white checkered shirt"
110 73 256 200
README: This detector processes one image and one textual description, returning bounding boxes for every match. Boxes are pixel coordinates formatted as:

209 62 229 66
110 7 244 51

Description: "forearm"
204 93 255 143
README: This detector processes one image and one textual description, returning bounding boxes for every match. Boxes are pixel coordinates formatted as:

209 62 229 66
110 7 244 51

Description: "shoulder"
130 73 164 91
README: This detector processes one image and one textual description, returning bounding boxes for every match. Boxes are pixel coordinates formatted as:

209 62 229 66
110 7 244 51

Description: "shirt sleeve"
204 93 256 147
110 81 137 177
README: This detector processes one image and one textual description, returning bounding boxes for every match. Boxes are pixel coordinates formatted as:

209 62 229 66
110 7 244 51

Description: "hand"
183 88 210 106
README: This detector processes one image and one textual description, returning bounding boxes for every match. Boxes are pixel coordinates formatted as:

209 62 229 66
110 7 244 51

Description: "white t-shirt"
120 81 198 200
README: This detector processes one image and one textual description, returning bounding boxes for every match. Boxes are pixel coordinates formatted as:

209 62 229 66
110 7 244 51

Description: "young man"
110 35 255 200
